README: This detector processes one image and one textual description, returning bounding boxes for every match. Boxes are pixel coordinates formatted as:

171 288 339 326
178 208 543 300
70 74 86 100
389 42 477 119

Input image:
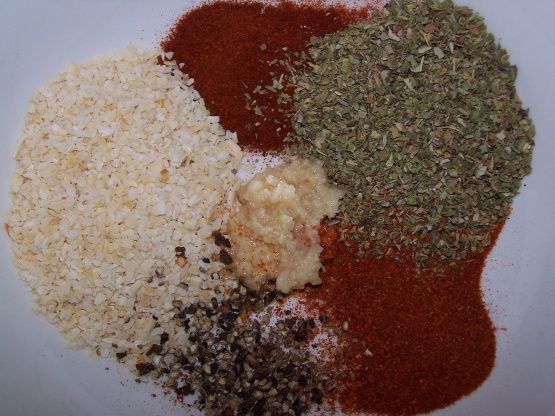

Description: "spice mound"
286 0 534 263
227 158 343 293
305 224 498 416
6 46 241 358
137 284 332 415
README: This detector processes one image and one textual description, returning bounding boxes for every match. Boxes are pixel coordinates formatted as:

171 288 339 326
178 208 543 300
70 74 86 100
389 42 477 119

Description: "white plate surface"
1 1 554 415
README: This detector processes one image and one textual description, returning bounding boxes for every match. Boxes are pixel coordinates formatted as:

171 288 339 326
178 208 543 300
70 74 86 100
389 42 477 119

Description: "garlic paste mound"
227 159 343 293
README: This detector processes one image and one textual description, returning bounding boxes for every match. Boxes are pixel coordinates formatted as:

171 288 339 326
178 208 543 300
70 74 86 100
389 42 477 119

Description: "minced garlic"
227 158 343 293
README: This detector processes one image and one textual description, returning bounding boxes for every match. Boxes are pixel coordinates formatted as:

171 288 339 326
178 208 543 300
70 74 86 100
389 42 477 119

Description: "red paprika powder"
162 1 369 152
305 224 500 415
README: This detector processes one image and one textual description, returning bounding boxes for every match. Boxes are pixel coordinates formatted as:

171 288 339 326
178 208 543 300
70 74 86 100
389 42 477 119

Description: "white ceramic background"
0 1 553 415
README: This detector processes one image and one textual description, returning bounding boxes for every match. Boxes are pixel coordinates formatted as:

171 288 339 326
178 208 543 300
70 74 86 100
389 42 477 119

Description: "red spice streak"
162 1 369 152
306 224 501 415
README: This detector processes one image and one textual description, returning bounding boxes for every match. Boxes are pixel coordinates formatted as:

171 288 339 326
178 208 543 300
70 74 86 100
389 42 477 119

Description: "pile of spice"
125 283 332 415
6 46 242 362
284 0 534 262
227 158 343 294
162 0 373 152
304 223 499 415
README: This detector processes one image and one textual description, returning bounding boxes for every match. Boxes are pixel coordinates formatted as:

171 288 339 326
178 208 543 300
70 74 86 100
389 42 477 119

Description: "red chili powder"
304 224 500 415
162 1 370 152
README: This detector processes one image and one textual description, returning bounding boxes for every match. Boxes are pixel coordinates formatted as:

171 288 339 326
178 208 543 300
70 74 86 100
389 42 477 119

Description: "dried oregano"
284 0 534 263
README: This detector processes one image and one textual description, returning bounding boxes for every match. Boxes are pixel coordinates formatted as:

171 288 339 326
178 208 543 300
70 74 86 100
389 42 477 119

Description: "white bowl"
1 1 554 415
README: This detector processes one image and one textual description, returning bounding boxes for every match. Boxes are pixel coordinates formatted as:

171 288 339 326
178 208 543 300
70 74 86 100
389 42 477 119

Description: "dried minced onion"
6 46 242 367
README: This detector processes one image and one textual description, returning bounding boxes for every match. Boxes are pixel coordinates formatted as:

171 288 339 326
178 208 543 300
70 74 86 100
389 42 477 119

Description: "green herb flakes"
285 0 535 263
